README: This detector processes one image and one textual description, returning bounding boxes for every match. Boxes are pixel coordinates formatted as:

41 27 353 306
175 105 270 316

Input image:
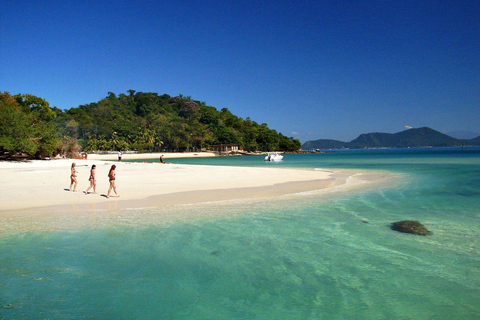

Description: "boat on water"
264 152 283 161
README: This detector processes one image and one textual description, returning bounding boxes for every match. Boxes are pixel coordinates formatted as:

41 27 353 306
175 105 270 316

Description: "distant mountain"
302 139 347 150
447 131 480 140
302 127 480 150
471 136 480 144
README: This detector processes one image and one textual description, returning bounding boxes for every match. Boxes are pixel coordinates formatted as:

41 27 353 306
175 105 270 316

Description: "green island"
0 91 301 159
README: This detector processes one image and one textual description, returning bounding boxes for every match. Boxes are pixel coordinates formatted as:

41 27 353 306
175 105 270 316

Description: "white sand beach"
85 151 217 161
0 156 391 214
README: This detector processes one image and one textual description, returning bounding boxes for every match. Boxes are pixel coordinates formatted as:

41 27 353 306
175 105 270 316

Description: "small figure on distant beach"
118 151 122 162
160 155 164 164
70 162 78 191
107 164 119 198
84 164 96 194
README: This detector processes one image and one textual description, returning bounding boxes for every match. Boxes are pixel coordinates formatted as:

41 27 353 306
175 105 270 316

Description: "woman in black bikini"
84 164 96 194
107 164 119 198
69 162 78 192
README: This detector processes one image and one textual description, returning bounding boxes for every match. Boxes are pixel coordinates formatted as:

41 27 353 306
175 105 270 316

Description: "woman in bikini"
107 164 119 198
84 164 96 194
69 162 78 192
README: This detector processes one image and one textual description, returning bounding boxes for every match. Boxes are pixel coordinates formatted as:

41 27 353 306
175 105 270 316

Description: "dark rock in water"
391 220 431 236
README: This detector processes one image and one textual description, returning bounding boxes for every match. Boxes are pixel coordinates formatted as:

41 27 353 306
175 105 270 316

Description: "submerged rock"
390 220 431 236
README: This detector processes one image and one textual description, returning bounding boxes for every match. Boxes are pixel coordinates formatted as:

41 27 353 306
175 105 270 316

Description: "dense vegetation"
303 127 480 150
0 92 61 158
1 91 301 159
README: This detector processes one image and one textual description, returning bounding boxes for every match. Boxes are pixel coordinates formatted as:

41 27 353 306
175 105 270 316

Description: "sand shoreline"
84 151 216 161
0 157 393 216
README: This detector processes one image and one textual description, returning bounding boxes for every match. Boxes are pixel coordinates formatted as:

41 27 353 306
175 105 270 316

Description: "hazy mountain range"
447 131 480 140
302 127 480 150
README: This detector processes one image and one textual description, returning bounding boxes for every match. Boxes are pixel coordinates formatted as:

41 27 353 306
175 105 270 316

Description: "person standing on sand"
118 151 122 162
107 164 119 198
70 162 78 191
84 164 96 194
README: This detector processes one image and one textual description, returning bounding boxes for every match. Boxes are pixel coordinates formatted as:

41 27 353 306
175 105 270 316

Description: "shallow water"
1 148 480 319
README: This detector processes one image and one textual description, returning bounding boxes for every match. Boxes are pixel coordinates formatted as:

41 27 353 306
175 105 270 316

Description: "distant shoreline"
85 151 217 161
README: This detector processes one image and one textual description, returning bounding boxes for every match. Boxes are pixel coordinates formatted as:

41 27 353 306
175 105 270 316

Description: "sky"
1 0 479 142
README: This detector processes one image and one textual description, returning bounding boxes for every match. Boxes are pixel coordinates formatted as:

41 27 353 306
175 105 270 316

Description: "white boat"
264 152 283 161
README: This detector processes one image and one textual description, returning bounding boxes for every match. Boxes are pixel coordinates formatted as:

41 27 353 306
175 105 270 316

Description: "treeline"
0 92 61 158
0 91 301 159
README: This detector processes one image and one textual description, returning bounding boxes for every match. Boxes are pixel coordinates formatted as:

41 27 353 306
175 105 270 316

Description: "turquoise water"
1 148 480 319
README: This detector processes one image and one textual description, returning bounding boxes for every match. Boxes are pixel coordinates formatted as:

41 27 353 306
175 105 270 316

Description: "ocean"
1 148 479 319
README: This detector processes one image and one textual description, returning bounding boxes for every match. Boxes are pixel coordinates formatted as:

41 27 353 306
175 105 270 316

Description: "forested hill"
0 91 300 159
56 91 301 153
302 127 480 150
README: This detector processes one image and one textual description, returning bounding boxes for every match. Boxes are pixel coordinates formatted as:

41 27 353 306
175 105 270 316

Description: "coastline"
85 151 216 161
0 157 394 216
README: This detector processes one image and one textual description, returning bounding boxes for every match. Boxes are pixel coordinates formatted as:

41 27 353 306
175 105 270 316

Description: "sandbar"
0 158 393 216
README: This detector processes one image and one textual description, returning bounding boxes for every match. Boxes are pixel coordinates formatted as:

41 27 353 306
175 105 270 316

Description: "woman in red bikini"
107 164 119 198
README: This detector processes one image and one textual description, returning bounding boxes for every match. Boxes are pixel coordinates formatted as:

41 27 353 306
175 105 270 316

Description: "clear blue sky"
1 0 479 142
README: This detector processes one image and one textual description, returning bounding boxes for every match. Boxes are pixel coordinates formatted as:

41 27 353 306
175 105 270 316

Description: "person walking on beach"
118 151 122 162
107 164 119 198
84 164 96 194
160 155 164 163
70 162 78 191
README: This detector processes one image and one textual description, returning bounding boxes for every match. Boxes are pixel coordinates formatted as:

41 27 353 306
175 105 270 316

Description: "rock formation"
390 220 431 236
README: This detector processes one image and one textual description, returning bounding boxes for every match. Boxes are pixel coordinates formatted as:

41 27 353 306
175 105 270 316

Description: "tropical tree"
51 90 301 153
0 92 60 158
0 92 36 156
